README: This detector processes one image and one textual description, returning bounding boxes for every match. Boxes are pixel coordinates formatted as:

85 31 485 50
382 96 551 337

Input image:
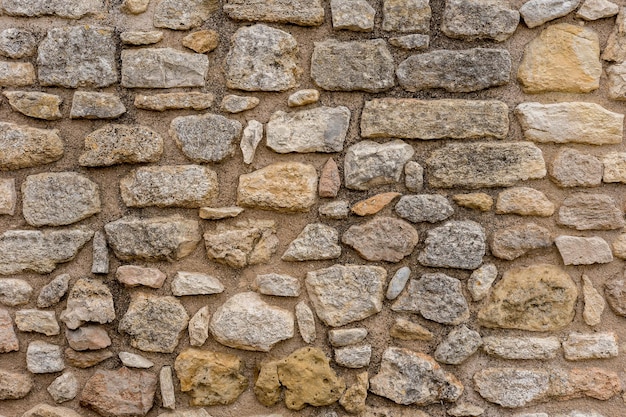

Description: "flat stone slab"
563 332 618 360
170 114 241 163
555 235 613 265
520 0 581 28
224 0 324 26
135 92 214 111
0 122 63 171
4 91 62 120
342 217 419 262
122 48 208 88
558 193 625 230
70 92 126 119
483 336 561 360
551 148 602 187
1 0 103 18
331 0 375 31
442 0 520 41
490 223 552 260
382 0 431 32
154 0 218 30
344 140 415 190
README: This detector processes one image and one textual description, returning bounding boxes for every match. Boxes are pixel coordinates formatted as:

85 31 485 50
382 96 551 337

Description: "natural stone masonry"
0 61 35 87
602 6 626 62
520 0 581 28
122 48 209 88
223 0 324 26
418 221 486 269
1 0 104 18
154 0 218 30
442 0 520 41
70 92 126 120
342 217 419 262
0 28 37 58
345 140 415 190
0 122 63 171
3 91 62 120
204 220 278 268
382 0 431 32
170 113 242 163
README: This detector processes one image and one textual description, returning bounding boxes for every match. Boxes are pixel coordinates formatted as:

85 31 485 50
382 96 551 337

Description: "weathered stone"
418 221 486 269
254 274 300 297
4 91 62 120
37 274 70 308
0 370 31 399
343 217 418 262
0 279 32 306
442 0 519 41
315 158 339 198
79 124 163 167
382 0 431 32
70 92 126 119
91 231 108 275
48 373 78 403
563 332 618 360
482 336 561 360
0 229 92 275
2 0 103 18
171 271 224 296
0 61 35 86
370 347 463 405
105 216 201 262
0 309 18 352
582 275 605 326
119 352 154 369
558 194 624 230
428 142 546 188
135 93 214 111
448 404 484 417
267 106 350 153
122 48 208 88
468 264 498 302
27 341 64 374
15 310 59 336
154 0 218 29
306 264 385 327
115 265 166 289
386 267 411 301
288 89 320 107
604 7 626 61
328 328 367 347
188 306 210 347
204 220 277 268
220 95 259 114
434 326 482 365
119 293 189 353
604 271 626 317
340 372 368 414
226 25 300 92
199 206 244 220
392 274 470 325
183 30 219 53
0 28 37 58
66 348 113 368
607 62 626 100
331 0 375 31
236 120 262 165
390 317 433 341
564 368 621 401
478 264 578 331
277 347 346 410
352 192 401 216
577 0 619 19
282 223 341 261
38 26 116 88
171 113 241 163
361 99 509 140
520 0 581 27
66 325 111 351
335 345 371 368
454 193 493 212
224 0 324 26
389 34 430 50
296 301 316 343
254 361 281 407
160 366 175 409
395 194 454 224
518 24 601 93
345 140 415 190
603 152 626 183
496 187 555 216
474 368 550 407
120 31 163 45
0 122 63 171
397 49 511 93
175 348 248 406
556 235 613 265
22 404 82 417
122 0 150 14
311 39 395 92
491 223 552 260
22 172 100 227
60 278 115 330
319 200 350 219
0 179 15 215
405 162 424 192
80 367 157 417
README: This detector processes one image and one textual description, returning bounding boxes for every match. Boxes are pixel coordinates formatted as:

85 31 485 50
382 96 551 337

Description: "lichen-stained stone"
116 265 167 289
342 217 419 262
0 178 16 215
361 99 509 140
563 332 618 360
382 0 431 32
120 165 218 208
119 293 189 353
306 264 385 327
0 61 36 87
0 369 31 400
23 404 82 417
496 187 555 217
204 220 278 268
15 310 60 336
3 91 62 120
442 0 519 41
558 193 624 230
224 0 324 25
389 34 430 50
79 124 163 167
226 25 300 92
491 223 552 260
0 122 63 171
0 229 92 275
0 308 18 352
277 347 346 410
582 275 605 326
331 0 375 31
482 336 561 360
454 193 493 212
104 216 201 262
418 221 486 269
551 148 603 187
27 341 64 374
121 31 163 45
395 194 454 223
603 152 626 182
38 26 117 88
237 162 317 212
154 0 218 30
518 24 601 93
2 0 103 18
577 0 619 20
478 264 578 331
370 347 463 405
397 49 511 93
520 0 581 28
0 279 32 306
171 271 224 296
122 48 208 88
183 30 219 53
474 368 550 407
0 28 37 59
311 39 395 93
80 367 157 417
122 0 150 14
70 92 126 119
282 223 341 261
254 273 300 297
267 106 350 153
556 236 613 265
345 140 414 190
427 142 546 188
434 326 482 365
60 278 115 330
468 264 498 302
22 172 101 227
392 274 470 325
295 302 316 343
603 7 626 62
220 95 259 113
171 113 241 163
135 92 214 111
352 192 401 216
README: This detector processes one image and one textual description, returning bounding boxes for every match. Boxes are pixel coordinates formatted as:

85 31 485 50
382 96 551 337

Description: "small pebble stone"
220 95 260 113
389 34 430 50
328 328 368 347
119 352 154 369
182 30 219 53
386 267 411 300
453 193 493 211
288 89 320 107
334 345 372 368
47 372 78 403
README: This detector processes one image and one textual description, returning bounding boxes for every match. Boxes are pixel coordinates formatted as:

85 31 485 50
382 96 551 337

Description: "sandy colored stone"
2 0 103 17
172 271 224 296
0 61 35 86
135 93 214 111
37 274 70 308
60 278 115 330
345 140 415 190
188 306 210 347
0 370 31 400
468 264 498 302
4 91 62 120
22 404 82 417
582 275 605 326
0 178 16 215
390 317 433 341
154 0 218 30
340 372 368 414
343 217 418 262
352 192 401 216
482 336 561 360
474 368 550 407
382 0 431 32
254 361 281 406
603 7 626 61
120 31 163 45
0 122 63 171
122 48 208 88
577 0 619 20
288 89 320 107
331 0 375 31
171 113 241 163
66 348 112 369
47 373 79 403
198 206 243 220
520 0 580 27
0 279 32 306
204 219 277 268
182 30 219 53
295 301 316 343
224 0 324 26
0 28 37 59
496 187 555 217
490 223 552 260
563 332 618 360
160 366 175 409
175 348 248 406
116 265 166 289
70 92 126 119
27 341 64 374
603 152 626 183
442 0 519 41
418 221 485 269
389 34 430 50
518 24 601 93
607 62 626 100
122 0 150 14
478 264 578 331
556 235 613 265
66 325 111 351
453 193 493 212
220 95 259 114
15 309 59 336
119 352 154 369
0 308 18 352
91 231 109 275
282 223 341 261
558 193 624 230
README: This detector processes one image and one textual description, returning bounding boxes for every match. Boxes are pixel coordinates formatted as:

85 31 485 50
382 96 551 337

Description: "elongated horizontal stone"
4 91 62 120
558 193 624 231
516 102 624 145
1 0 104 18
134 93 214 111
70 92 126 119
520 0 580 28
482 336 561 360
361 99 509 140
0 122 63 171
555 236 613 265
0 61 36 86
154 0 218 30
427 142 546 188
224 0 324 26
563 332 618 360
171 272 224 296
442 0 520 41
122 48 208 88
397 48 511 93
120 31 163 45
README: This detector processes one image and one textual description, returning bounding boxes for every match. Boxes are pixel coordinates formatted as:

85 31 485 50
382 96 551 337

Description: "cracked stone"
122 48 208 88
60 278 115 330
204 220 278 268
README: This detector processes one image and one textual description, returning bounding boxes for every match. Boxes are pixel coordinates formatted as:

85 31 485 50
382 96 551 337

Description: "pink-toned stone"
319 157 341 198
66 325 112 351
116 265 167 289
351 192 401 216
66 348 114 369
0 308 18 352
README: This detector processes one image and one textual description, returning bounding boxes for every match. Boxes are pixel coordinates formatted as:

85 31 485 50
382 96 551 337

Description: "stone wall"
0 0 625 416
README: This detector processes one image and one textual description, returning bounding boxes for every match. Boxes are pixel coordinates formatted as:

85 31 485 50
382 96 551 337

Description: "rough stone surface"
2 0 103 18
0 308 18 352
491 223 552 260
295 302 316 344
288 89 320 107
120 31 164 45
60 278 115 330
340 371 368 414
442 0 520 41
15 309 59 336
478 264 578 331
389 34 430 50
563 332 618 360
520 0 581 27
66 325 111 351
224 0 324 26
582 275 605 326
67 348 112 368
474 368 550 407
254 275 300 298
47 373 79 403
154 0 218 30
454 193 493 211
395 194 454 223
21 404 82 417
204 220 278 268
116 265 167 289
122 48 208 88
70 92 126 119
122 0 150 14
0 61 36 86
319 158 341 197
334 345 371 368
604 7 626 61
27 341 64 374
0 178 15 215
605 272 626 316
342 217 418 262
135 93 214 111
382 0 431 32
556 235 613 265
0 370 31 400
331 0 375 31
37 274 70 308
92 232 109 275
0 122 64 171
603 152 626 183
198 206 244 220
183 30 219 53
119 352 154 369
0 28 37 59
171 271 224 296
283 223 341 261
4 91 62 120
160 366 175 410
468 264 498 302
482 336 561 360
390 317 434 341
319 200 350 219
171 113 241 163
220 94 259 113
607 62 626 99
328 328 368 347
239 119 263 165
558 193 624 230
434 326 482 365
418 221 486 269
577 0 619 20
352 192 401 216
0 279 32 306
188 306 210 347
496 187 555 216
345 140 415 190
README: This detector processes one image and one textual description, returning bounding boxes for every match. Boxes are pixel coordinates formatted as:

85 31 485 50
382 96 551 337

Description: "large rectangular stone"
121 48 208 88
223 0 324 26
361 99 509 139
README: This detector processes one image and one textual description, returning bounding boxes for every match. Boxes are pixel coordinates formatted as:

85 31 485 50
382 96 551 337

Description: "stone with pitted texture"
418 221 485 269
482 336 561 360
60 278 115 330
37 274 70 309
335 345 371 368
0 122 63 171
154 0 218 30
343 217 418 262
224 0 324 26
442 0 519 41
122 49 208 88
0 279 32 306
395 194 454 223
0 28 37 58
434 326 482 365
0 370 31 400
345 140 415 190
331 0 375 31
